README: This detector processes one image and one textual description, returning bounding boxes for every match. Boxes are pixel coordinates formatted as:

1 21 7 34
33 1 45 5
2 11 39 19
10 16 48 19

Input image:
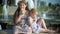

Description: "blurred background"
0 0 60 34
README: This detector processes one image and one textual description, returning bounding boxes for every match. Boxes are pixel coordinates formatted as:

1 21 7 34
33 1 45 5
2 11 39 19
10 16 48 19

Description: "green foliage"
38 6 48 12
48 3 56 10
38 5 56 12
49 5 56 10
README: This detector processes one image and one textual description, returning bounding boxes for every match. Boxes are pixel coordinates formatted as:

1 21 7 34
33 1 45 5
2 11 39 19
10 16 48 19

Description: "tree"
48 3 56 10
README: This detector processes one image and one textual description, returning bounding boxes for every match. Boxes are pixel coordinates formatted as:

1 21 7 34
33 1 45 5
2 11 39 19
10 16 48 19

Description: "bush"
38 6 48 12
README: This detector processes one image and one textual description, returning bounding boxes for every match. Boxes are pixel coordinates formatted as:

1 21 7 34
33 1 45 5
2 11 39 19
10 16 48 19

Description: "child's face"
30 11 38 18
20 3 26 10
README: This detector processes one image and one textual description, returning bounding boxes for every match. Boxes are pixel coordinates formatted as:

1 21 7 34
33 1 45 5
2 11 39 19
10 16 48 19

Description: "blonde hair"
29 8 38 15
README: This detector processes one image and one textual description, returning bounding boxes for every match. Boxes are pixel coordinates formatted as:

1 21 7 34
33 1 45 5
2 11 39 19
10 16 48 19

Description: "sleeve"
28 17 33 23
28 17 33 27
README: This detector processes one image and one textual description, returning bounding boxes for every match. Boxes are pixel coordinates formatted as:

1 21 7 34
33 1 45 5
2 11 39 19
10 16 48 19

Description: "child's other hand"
34 17 37 22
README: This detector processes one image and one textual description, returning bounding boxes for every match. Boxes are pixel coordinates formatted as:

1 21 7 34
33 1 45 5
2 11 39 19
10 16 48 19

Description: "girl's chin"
21 8 23 9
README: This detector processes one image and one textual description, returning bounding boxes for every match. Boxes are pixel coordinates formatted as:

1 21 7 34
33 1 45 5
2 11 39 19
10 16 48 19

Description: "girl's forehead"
20 3 25 5
30 11 38 14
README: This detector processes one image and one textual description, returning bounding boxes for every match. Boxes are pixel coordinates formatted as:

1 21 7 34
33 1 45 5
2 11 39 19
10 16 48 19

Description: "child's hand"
19 11 24 15
19 11 24 18
32 17 37 24
34 17 37 21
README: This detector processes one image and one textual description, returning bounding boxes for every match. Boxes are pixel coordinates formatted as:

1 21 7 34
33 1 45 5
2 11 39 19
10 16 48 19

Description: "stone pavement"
0 30 60 34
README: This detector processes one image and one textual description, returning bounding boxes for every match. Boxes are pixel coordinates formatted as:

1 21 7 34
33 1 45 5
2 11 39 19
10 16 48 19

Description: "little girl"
28 8 55 33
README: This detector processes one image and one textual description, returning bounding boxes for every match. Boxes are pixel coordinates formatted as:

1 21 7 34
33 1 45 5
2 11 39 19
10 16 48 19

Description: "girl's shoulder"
28 16 33 20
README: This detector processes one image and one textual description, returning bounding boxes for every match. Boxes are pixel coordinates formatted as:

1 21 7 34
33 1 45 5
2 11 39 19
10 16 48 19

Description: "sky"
40 0 60 5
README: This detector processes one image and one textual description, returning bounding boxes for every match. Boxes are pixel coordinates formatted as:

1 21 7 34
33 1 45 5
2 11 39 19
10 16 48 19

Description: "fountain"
43 13 46 19
0 25 2 30
15 0 20 6
27 0 34 10
2 0 8 22
33 0 38 8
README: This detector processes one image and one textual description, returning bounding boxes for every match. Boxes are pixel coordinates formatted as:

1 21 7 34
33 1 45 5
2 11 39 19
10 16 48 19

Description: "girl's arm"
28 17 33 27
14 11 23 24
28 17 36 27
